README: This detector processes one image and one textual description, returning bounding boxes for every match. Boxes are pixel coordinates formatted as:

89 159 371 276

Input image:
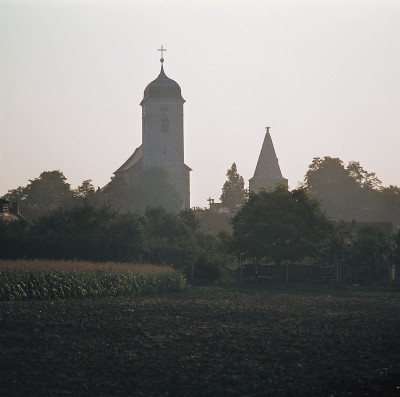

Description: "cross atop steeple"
157 45 167 63
265 126 271 134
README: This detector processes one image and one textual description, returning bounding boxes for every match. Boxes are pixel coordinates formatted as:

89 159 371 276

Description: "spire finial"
265 126 271 134
157 45 167 63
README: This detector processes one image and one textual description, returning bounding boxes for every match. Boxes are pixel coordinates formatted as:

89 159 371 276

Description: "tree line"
1 188 399 285
1 167 183 214
1 158 400 284
0 204 230 281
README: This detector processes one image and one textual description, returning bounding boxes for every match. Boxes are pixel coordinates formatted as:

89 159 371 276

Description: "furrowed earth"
1 284 399 396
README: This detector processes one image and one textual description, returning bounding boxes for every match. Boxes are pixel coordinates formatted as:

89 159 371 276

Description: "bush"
194 256 225 282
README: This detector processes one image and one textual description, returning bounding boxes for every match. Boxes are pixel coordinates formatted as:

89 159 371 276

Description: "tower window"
161 117 169 133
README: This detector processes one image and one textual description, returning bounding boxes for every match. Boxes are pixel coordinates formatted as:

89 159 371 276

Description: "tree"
25 171 74 210
0 217 29 259
29 205 146 262
142 207 228 281
304 157 360 220
179 208 200 232
144 207 198 264
1 170 75 211
392 231 400 281
304 157 400 228
347 161 381 189
1 186 27 204
378 185 400 226
231 186 333 268
74 179 96 200
351 226 392 284
104 166 182 214
220 163 245 211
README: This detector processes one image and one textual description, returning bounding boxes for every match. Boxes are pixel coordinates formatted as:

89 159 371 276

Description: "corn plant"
0 268 187 301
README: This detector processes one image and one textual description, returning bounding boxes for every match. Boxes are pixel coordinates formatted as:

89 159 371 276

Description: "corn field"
0 260 187 301
0 259 175 274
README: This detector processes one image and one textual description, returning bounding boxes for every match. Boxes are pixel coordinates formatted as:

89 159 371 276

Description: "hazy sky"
1 0 399 208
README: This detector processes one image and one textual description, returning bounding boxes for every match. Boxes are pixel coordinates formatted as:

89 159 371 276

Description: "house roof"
0 199 21 221
18 209 48 224
0 199 48 223
0 212 20 221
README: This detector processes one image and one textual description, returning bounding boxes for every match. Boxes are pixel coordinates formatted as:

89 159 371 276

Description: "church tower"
113 47 191 210
249 127 288 193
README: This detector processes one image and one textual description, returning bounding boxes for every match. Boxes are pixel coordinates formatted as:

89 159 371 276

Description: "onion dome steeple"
140 46 184 105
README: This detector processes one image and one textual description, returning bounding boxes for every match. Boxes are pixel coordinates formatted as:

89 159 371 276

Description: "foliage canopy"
304 156 400 228
220 163 245 211
231 186 333 264
1 171 96 210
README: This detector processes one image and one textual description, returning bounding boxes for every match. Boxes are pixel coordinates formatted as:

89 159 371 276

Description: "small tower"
249 127 288 193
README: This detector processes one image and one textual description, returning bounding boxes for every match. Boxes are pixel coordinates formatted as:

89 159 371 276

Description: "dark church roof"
114 145 191 175
140 65 185 105
114 146 142 175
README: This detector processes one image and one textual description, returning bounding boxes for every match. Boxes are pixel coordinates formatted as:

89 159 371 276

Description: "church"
111 48 191 210
109 47 287 212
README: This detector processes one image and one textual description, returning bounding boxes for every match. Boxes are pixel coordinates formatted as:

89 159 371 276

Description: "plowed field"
1 285 399 396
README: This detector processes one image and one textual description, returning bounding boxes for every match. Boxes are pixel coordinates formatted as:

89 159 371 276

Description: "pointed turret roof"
249 129 288 192
252 131 283 179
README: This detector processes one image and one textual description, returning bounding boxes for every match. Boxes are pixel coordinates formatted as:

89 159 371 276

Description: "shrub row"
0 270 187 301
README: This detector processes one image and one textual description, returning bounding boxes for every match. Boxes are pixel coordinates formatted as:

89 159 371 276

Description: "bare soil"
1 284 399 396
